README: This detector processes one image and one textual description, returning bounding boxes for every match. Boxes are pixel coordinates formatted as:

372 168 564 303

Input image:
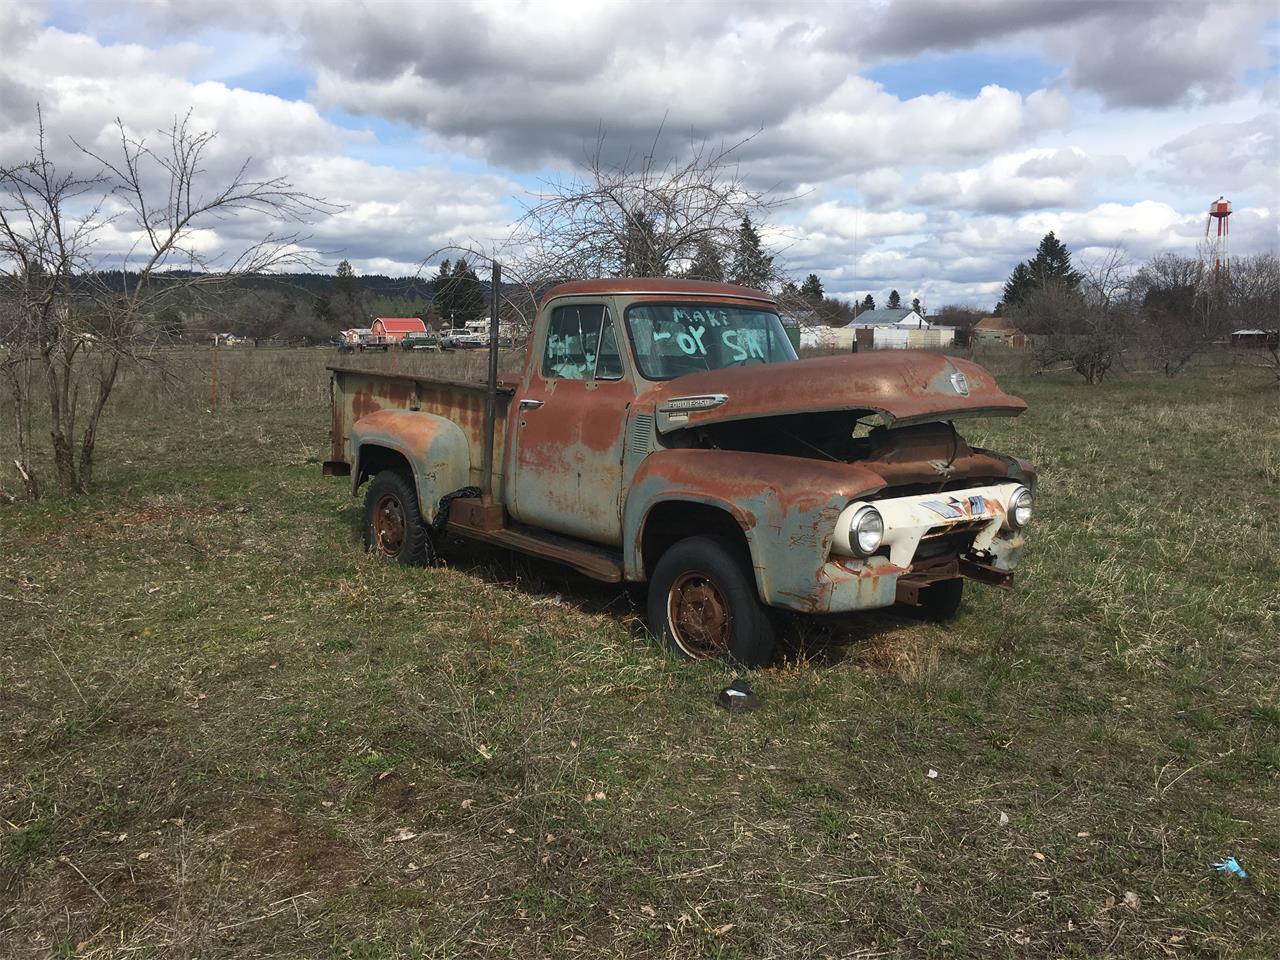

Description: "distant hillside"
97 270 439 302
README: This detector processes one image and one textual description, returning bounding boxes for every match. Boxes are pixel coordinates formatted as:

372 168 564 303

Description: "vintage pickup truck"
324 278 1035 667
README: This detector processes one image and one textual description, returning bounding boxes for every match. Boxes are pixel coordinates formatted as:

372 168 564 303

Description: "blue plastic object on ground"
1214 857 1248 879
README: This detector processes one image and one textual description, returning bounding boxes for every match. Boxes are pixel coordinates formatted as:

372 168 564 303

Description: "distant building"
851 308 930 330
370 317 427 342
1231 328 1279 349
973 316 1027 349
814 308 951 351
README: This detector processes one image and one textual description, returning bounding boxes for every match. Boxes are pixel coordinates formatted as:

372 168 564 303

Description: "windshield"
626 303 797 380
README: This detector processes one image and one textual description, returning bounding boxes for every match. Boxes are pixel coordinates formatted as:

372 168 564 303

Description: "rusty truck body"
325 278 1036 667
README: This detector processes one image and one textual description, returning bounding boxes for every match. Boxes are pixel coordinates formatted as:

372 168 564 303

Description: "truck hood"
649 352 1026 434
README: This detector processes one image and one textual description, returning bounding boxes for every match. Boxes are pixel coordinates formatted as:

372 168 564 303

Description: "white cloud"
906 147 1130 212
1 0 1276 305
801 203 929 241
859 0 1272 109
1156 115 1280 197
744 82 1071 188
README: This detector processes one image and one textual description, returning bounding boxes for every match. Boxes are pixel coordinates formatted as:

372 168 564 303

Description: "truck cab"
325 279 1036 667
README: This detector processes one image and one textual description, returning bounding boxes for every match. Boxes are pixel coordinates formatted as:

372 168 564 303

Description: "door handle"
519 398 544 409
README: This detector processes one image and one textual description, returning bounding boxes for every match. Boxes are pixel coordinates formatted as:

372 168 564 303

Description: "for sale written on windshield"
628 305 794 379
651 307 771 361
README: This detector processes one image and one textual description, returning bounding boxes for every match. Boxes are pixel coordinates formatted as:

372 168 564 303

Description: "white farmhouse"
851 308 930 330
838 307 953 351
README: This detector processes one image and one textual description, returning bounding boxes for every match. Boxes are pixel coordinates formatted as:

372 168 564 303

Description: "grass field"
2 349 1278 958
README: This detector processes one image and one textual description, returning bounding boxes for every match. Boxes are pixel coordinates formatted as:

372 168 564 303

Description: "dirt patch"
32 498 225 545
216 801 364 885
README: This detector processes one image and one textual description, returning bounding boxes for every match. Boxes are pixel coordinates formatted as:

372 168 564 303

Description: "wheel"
648 536 776 668
362 471 432 565
918 578 963 621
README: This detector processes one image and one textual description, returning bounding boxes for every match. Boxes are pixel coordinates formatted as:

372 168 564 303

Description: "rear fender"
350 409 470 523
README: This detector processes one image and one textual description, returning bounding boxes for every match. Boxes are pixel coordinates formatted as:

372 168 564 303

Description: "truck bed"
327 366 516 493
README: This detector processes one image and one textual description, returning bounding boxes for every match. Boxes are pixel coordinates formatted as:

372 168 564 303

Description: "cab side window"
542 304 624 381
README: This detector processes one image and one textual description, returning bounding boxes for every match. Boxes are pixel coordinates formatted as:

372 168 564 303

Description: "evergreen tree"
154 305 185 342
312 293 334 326
998 231 1083 313
1000 262 1033 312
887 289 901 309
860 294 876 312
1027 231 1082 289
685 238 726 282
729 216 773 290
333 260 357 300
447 258 486 327
329 259 365 327
800 273 824 303
911 297 922 315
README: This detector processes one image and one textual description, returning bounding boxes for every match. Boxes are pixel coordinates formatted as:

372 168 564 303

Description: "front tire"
648 536 776 668
362 471 432 565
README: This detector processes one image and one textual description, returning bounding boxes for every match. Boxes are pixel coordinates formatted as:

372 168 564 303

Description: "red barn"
370 317 427 342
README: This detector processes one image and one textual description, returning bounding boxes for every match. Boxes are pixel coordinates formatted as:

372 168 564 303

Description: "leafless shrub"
1130 253 1220 376
0 109 333 497
1229 253 1280 383
1016 248 1134 385
510 128 788 285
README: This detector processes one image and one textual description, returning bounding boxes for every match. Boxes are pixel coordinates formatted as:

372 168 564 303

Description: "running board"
444 504 624 583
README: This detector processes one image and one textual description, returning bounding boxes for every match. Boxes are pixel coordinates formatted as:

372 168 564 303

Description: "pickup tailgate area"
327 366 514 492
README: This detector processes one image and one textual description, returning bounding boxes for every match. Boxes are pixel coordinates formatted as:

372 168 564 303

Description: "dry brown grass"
1 354 1277 959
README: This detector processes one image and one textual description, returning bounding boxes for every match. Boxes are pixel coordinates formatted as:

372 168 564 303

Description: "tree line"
993 231 1279 383
5 108 1277 503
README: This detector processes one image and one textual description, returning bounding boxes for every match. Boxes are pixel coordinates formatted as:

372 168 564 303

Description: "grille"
921 519 990 540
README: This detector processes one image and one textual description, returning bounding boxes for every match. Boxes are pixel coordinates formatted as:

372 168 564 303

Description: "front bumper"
768 482 1028 615
813 533 1025 613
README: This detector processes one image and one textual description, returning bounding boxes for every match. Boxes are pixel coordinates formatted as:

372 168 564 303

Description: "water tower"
1205 196 1231 277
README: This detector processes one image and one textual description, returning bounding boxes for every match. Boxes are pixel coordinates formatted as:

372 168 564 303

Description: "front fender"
623 449 887 610
350 409 471 523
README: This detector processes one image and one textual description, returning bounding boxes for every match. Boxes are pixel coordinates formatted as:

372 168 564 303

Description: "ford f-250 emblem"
950 371 969 396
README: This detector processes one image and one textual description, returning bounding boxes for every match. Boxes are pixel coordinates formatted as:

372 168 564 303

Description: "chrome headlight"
1007 486 1033 530
849 505 884 556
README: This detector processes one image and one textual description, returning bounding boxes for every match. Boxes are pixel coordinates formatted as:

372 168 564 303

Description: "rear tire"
362 471 432 566
648 536 776 668
918 577 964 621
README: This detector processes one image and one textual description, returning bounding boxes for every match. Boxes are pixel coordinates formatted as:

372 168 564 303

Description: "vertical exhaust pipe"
481 260 501 503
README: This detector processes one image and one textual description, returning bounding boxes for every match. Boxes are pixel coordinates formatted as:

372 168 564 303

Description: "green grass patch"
1 353 1277 957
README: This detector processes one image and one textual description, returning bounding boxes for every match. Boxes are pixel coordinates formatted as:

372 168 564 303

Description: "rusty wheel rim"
372 494 406 557
667 571 731 659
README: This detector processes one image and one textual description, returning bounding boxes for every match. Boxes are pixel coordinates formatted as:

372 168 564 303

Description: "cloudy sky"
2 0 1277 308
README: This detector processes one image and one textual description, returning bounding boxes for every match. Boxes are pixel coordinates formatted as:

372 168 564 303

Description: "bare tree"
0 111 331 497
1228 253 1280 383
511 130 788 285
1130 253 1221 376
1017 248 1134 384
1262 339 1280 384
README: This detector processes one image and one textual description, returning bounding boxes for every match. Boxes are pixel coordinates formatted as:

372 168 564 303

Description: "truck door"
511 302 634 546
